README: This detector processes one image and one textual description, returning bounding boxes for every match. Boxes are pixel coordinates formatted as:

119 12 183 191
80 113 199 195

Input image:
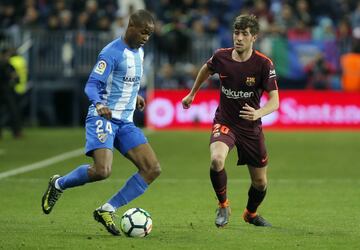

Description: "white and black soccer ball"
120 208 152 237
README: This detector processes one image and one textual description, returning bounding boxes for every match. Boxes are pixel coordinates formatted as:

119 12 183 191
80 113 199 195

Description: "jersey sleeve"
84 76 103 106
206 49 221 74
262 59 278 92
89 52 114 83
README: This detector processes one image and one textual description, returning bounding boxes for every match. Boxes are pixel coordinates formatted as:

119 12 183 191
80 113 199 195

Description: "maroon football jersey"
207 48 278 131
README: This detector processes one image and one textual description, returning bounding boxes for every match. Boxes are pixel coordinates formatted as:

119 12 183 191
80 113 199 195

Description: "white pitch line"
0 130 154 181
0 148 83 180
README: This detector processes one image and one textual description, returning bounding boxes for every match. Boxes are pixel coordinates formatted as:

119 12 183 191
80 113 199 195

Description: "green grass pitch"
0 128 359 249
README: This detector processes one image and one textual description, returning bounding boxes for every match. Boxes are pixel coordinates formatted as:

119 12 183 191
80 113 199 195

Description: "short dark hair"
233 14 259 35
129 9 155 27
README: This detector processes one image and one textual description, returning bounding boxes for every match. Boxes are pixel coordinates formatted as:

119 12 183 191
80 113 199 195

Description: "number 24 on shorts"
96 119 113 134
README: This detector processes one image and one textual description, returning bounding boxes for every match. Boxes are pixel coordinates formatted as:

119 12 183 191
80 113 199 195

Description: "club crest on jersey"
97 132 108 143
94 60 107 75
245 77 256 86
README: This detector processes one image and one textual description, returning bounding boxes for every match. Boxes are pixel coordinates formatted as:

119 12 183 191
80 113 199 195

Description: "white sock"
54 179 63 191
100 203 115 212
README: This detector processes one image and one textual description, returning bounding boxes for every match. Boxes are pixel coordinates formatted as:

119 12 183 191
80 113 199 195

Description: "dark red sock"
246 185 267 213
210 168 227 204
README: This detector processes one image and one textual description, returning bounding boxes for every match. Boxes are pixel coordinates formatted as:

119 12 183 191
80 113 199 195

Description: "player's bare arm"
182 63 212 109
239 90 279 121
96 103 112 120
136 95 145 111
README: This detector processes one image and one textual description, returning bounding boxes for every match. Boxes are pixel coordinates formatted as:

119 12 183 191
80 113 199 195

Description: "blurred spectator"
309 0 338 21
287 19 312 41
312 17 335 41
273 3 297 36
47 14 60 30
294 0 312 26
340 41 360 92
58 9 73 30
305 52 336 90
111 11 128 38
9 48 28 95
84 0 100 30
206 16 220 34
336 18 353 56
0 0 359 93
189 18 216 65
9 48 29 125
0 48 22 138
250 0 273 34
351 2 360 29
179 63 199 89
0 3 17 28
155 63 180 89
97 14 111 31
22 4 39 29
53 0 67 15
117 0 145 17
76 11 88 31
160 16 191 64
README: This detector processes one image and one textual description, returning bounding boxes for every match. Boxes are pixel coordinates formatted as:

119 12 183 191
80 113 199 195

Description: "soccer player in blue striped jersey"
41 10 161 236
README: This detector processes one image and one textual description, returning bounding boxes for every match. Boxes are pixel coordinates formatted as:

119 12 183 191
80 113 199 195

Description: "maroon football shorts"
209 123 268 167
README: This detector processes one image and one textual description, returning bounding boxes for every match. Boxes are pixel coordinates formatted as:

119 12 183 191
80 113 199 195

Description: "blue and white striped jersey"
87 38 144 122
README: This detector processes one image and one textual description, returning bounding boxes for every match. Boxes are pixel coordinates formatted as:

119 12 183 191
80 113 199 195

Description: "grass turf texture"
0 128 359 249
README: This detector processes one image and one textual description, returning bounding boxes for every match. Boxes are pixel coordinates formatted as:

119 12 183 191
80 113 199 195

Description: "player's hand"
239 103 261 121
96 103 112 120
182 94 194 109
136 95 145 111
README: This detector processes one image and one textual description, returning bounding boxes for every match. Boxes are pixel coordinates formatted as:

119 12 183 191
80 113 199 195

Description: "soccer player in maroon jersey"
182 14 279 228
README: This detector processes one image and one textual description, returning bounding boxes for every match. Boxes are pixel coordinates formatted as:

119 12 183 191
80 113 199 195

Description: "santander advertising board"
146 90 360 129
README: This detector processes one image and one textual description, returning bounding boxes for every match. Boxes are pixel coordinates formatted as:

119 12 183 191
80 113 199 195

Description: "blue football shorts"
85 116 148 156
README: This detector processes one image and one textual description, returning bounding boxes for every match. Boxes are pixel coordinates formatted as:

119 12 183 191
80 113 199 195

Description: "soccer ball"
120 208 152 237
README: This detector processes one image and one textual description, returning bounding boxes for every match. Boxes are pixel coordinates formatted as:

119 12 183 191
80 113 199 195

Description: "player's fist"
136 95 145 111
182 94 194 109
96 103 112 120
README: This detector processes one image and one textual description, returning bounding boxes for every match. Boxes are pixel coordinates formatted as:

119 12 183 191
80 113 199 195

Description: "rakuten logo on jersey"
221 86 254 99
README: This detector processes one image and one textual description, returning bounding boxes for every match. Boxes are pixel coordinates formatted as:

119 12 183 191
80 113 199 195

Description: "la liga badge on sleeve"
94 60 107 75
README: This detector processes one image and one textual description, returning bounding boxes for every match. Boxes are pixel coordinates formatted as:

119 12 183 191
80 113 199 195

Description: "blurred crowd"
1 0 360 91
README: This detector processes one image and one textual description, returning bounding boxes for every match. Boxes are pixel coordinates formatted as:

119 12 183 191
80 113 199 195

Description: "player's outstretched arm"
182 63 212 109
239 90 279 121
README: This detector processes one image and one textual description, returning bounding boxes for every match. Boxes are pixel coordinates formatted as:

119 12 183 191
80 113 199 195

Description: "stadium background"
0 0 359 129
0 1 360 249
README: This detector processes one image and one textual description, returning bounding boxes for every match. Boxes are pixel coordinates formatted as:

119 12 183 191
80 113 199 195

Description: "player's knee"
142 162 161 182
149 162 161 179
252 178 267 191
210 156 225 170
93 164 112 180
97 169 111 180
